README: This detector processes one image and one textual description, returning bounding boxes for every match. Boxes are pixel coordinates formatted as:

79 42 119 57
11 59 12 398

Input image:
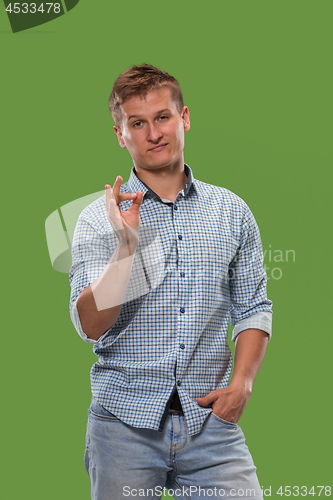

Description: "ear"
181 106 190 133
113 125 127 149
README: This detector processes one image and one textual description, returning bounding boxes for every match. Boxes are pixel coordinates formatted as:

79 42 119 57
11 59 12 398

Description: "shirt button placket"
175 201 186 385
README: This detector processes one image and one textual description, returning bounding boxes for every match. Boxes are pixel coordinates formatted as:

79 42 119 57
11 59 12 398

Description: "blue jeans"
85 398 263 500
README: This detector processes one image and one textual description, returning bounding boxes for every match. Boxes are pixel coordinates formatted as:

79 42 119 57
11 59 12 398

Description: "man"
69 64 272 500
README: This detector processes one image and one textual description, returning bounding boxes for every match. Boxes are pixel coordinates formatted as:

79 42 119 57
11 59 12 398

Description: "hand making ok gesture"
105 176 143 254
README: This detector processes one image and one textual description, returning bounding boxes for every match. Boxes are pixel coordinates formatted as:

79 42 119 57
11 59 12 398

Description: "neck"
134 162 187 203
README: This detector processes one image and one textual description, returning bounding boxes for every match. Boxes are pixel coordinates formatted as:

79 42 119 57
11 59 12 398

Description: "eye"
159 115 167 121
133 121 143 128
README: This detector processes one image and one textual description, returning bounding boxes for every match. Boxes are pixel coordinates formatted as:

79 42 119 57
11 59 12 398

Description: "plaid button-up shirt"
69 164 272 436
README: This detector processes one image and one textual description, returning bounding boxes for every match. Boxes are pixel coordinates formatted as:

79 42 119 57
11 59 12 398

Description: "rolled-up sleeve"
229 205 273 342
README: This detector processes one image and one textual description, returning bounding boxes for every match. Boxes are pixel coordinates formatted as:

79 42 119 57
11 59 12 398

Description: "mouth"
148 143 168 152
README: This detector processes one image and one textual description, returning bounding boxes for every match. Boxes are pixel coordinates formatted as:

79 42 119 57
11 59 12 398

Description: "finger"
105 184 117 214
105 184 112 208
197 391 218 407
112 175 123 204
118 192 138 202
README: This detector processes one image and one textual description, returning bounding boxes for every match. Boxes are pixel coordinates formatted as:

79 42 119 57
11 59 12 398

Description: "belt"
168 391 183 413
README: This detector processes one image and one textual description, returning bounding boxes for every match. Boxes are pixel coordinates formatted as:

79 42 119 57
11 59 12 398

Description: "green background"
1 1 332 498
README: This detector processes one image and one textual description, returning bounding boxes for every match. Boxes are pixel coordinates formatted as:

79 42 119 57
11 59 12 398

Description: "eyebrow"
127 109 171 122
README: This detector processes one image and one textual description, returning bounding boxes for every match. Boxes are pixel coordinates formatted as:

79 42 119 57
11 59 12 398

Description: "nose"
147 122 163 143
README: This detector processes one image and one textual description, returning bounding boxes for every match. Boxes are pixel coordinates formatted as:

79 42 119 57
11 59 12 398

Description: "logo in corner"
3 1 79 33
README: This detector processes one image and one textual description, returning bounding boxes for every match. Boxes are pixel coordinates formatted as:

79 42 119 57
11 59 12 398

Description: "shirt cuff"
70 300 99 344
231 311 272 342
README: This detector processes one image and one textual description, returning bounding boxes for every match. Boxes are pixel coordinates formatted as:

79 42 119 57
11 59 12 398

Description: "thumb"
197 391 218 407
128 191 143 215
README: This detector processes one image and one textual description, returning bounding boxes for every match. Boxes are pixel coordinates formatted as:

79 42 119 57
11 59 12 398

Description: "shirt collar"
127 164 196 201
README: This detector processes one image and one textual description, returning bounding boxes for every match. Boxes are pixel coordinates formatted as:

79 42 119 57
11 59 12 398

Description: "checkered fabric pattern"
69 165 272 436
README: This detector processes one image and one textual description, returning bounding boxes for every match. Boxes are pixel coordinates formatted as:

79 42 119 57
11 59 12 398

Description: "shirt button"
177 380 181 386
180 344 185 349
178 235 182 240
180 272 185 277
180 308 185 313
174 205 178 211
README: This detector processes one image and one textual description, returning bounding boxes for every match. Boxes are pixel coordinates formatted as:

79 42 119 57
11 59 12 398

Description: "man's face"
114 87 190 173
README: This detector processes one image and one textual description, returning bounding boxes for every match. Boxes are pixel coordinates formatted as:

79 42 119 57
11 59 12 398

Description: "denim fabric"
85 398 263 500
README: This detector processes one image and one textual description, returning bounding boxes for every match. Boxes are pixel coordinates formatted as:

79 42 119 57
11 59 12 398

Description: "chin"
145 158 173 170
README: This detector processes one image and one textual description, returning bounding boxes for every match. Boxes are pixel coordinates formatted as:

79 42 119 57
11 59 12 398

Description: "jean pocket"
88 398 119 421
211 412 238 428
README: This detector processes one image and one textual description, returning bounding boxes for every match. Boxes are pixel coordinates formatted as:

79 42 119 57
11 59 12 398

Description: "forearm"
231 328 269 392
76 242 137 341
